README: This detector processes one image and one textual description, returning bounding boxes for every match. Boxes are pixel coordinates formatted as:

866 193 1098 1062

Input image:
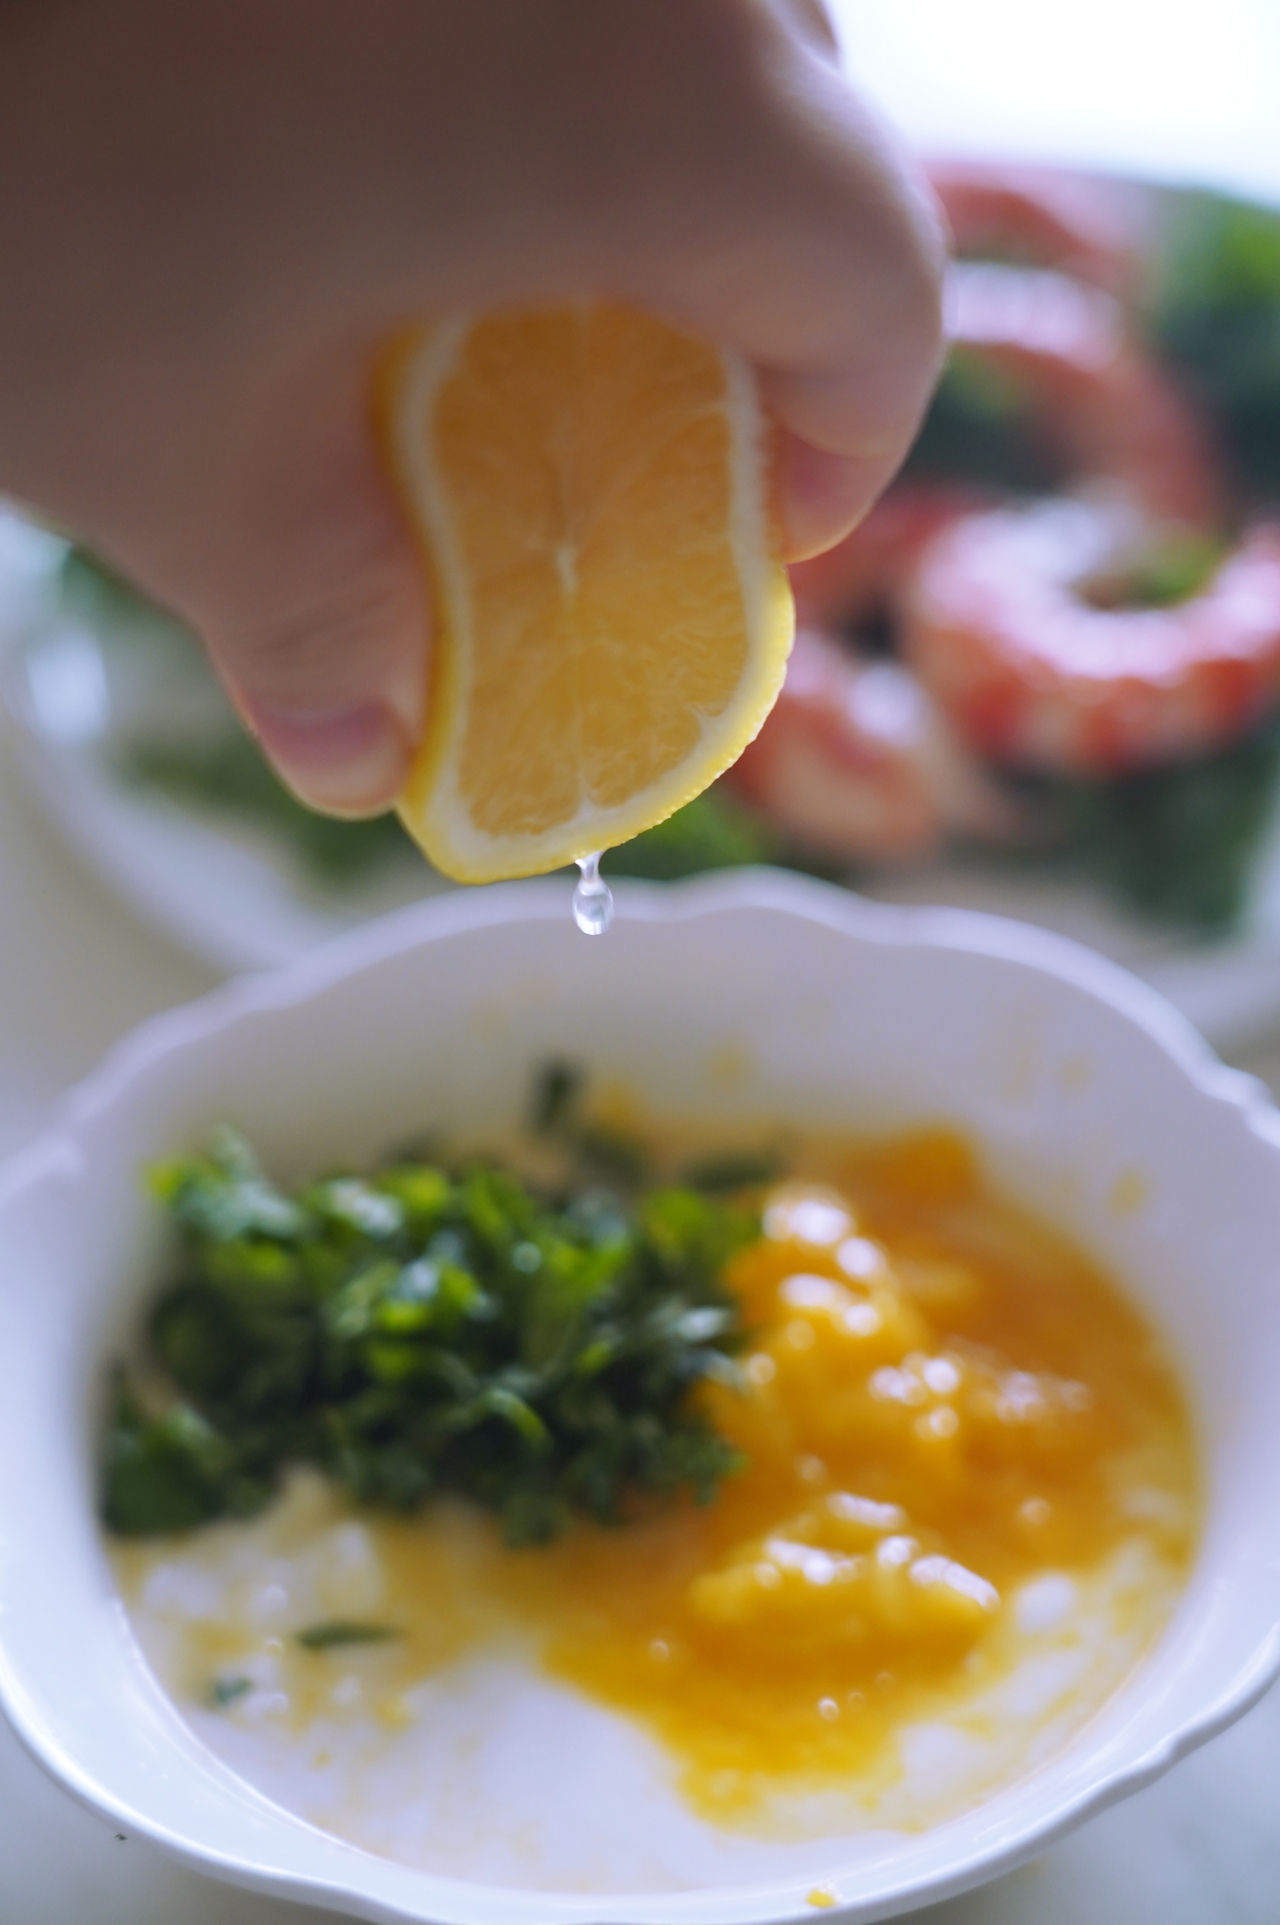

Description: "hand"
0 0 944 815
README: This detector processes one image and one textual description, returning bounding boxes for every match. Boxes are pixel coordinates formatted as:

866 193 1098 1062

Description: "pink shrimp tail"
927 160 1151 294
946 261 1223 528
731 630 1021 862
790 485 987 631
905 507 1280 775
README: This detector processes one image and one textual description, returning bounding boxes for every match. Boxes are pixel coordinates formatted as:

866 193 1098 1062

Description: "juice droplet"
572 852 614 936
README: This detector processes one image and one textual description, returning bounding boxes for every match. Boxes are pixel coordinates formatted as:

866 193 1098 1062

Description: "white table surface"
5 3 1280 1917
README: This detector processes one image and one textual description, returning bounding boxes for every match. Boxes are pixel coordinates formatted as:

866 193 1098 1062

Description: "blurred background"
837 0 1280 202
6 4 1280 1052
0 4 1277 1920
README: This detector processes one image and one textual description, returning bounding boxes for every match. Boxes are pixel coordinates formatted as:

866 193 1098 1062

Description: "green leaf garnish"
527 1059 652 1192
530 1060 583 1135
603 785 777 880
1151 189 1280 500
211 1675 253 1707
678 1149 785 1194
295 1621 402 1650
1028 713 1280 933
103 1074 756 1546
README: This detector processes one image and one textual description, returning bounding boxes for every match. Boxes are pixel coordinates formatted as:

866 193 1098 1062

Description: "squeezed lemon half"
382 304 794 882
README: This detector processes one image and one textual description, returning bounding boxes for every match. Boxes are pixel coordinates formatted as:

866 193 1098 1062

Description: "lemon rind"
391 312 795 885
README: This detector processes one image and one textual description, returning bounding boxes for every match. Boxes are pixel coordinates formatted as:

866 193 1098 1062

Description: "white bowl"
0 872 1278 1924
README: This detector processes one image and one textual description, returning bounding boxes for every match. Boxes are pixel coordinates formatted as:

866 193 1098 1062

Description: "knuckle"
218 561 420 711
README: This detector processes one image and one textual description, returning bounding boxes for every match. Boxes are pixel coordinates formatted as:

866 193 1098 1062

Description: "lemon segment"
385 305 794 883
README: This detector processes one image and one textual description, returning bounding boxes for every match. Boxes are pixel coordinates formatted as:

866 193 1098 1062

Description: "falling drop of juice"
573 852 614 936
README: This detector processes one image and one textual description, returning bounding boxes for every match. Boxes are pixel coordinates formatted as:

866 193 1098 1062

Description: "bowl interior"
0 874 1278 1925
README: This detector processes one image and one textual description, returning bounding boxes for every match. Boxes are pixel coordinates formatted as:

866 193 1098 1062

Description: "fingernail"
243 699 412 817
777 437 902 563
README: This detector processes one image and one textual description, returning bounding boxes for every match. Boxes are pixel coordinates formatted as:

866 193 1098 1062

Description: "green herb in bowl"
104 1104 758 1549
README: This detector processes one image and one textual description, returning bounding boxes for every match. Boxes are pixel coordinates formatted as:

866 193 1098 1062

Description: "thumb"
127 349 429 820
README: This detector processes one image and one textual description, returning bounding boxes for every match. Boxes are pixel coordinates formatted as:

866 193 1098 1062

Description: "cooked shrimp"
750 492 1011 865
784 263 1220 661
728 629 1021 863
751 204 1230 844
927 160 1149 293
929 164 1218 522
789 484 987 632
903 499 1280 775
789 261 1221 638
945 260 1222 526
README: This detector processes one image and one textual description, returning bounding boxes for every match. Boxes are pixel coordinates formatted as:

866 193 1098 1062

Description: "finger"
558 8 947 562
767 0 841 58
204 374 428 817
96 347 429 818
772 432 907 562
0 3 434 818
740 95 948 559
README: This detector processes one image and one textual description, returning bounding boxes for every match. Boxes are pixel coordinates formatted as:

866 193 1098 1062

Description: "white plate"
6 504 1280 1054
0 508 450 976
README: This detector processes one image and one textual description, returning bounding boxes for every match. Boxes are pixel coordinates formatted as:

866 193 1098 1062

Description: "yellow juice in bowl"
110 1124 1195 1875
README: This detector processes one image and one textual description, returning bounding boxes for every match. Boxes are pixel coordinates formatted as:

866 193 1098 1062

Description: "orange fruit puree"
356 1129 1195 1817
114 1129 1196 1829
